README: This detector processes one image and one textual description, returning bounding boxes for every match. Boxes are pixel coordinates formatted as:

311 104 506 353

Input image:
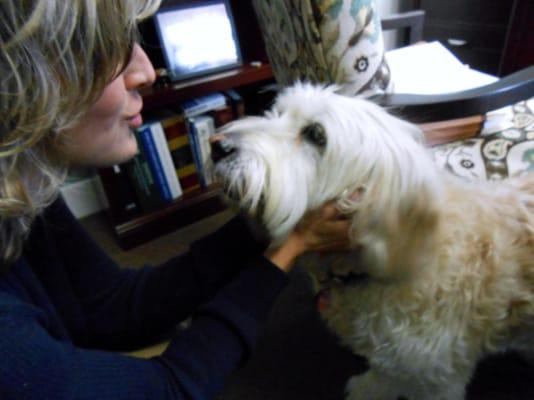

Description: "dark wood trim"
418 115 485 146
499 0 534 75
228 0 269 64
113 185 227 250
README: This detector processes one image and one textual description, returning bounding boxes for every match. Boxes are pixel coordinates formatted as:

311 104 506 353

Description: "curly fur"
212 83 534 400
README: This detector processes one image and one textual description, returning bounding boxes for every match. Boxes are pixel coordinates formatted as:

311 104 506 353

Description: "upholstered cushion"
433 99 534 180
252 0 391 96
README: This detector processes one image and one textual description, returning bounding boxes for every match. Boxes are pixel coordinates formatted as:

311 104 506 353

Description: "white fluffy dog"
211 83 534 400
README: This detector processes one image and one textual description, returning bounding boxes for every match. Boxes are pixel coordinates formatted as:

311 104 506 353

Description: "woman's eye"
301 122 327 147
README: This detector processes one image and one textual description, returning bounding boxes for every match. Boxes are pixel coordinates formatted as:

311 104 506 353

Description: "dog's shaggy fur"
211 83 534 400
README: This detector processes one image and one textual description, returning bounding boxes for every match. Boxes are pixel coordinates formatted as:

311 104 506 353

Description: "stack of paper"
385 41 498 95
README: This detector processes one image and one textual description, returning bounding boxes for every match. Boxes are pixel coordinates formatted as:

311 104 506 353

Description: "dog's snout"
210 135 236 162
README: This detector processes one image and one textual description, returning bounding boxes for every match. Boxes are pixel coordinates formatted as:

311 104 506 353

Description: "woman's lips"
126 113 143 128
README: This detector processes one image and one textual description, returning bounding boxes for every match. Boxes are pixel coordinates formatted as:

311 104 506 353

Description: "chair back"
252 0 392 96
381 10 425 47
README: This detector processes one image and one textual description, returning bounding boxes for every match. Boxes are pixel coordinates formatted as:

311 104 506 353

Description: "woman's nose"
124 43 156 90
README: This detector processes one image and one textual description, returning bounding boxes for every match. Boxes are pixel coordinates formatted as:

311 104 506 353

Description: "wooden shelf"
113 185 227 250
141 63 274 112
98 2 273 249
101 64 274 250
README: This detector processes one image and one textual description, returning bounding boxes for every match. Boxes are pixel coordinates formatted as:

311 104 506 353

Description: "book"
180 92 227 118
162 115 201 193
188 115 216 186
186 117 206 188
137 124 172 203
97 165 141 224
122 151 165 213
225 89 245 117
149 121 183 200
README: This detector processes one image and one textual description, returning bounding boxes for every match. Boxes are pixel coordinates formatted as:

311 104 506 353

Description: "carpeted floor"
81 211 534 400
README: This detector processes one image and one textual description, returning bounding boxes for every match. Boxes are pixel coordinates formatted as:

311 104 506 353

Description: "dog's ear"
352 178 441 279
340 103 443 279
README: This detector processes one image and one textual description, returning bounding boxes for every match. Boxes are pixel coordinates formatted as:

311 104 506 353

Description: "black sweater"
0 198 288 399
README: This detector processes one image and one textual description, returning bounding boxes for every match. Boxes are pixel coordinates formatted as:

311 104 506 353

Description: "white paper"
385 41 498 95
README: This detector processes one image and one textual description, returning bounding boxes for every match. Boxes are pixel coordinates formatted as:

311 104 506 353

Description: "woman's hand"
265 202 351 273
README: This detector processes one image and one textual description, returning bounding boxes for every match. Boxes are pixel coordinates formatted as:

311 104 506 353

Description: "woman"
0 1 351 399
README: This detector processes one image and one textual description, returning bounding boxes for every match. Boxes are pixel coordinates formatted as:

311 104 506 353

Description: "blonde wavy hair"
0 0 161 264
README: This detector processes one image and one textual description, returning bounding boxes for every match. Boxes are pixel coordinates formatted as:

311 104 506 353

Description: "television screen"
154 0 242 81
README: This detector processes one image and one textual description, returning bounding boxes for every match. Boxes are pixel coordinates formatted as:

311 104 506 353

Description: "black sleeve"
0 258 288 400
35 198 271 349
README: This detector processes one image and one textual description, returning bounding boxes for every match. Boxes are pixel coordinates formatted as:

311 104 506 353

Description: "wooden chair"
381 10 426 46
375 61 534 123
376 10 534 153
378 10 534 122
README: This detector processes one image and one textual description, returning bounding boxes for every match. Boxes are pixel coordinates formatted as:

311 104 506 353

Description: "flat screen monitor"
154 0 242 82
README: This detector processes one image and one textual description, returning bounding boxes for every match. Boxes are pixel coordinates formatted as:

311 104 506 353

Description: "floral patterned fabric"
252 1 532 181
252 0 391 96
433 99 534 180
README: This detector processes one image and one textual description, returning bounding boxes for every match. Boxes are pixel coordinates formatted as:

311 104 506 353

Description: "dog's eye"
301 123 327 147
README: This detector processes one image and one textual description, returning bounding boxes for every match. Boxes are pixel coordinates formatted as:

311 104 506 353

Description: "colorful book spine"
186 117 206 188
189 115 216 186
162 115 201 193
124 131 166 212
122 153 164 213
137 124 172 203
149 122 183 200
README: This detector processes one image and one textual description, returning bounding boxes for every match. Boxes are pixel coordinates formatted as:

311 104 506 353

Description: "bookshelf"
114 185 226 250
98 1 275 249
142 64 273 112
100 67 274 249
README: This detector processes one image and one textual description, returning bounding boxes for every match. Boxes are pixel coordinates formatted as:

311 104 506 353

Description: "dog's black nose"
210 139 236 162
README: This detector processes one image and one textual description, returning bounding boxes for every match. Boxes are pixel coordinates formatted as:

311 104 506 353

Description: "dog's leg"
345 369 467 400
415 381 466 400
345 369 409 400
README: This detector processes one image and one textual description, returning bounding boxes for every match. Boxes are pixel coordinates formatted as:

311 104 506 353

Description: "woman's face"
62 43 156 167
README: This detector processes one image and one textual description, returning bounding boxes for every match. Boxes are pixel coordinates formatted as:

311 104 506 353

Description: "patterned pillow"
433 99 534 181
252 0 391 96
